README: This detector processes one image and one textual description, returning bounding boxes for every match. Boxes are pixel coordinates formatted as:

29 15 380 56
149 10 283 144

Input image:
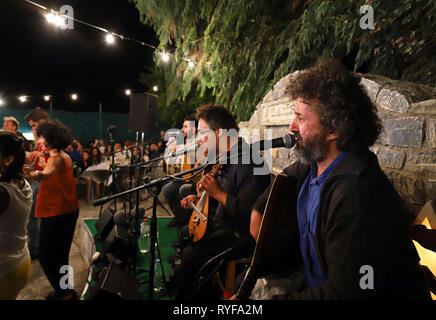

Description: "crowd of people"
0 106 169 300
0 58 433 301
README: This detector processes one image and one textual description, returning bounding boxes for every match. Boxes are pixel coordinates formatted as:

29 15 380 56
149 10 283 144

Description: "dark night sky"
0 0 158 113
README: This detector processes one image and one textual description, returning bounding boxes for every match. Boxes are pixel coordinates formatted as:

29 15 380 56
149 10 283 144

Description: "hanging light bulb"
0 98 4 106
44 95 51 101
71 93 78 101
161 52 170 62
54 15 64 27
106 33 115 44
125 89 131 96
46 12 56 24
19 96 27 103
153 86 158 92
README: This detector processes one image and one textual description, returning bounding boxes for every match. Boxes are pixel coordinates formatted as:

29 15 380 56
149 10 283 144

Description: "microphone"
251 133 296 150
171 141 201 157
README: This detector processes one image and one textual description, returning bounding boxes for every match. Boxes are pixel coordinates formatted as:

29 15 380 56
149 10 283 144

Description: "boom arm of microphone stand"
92 163 209 207
112 146 197 174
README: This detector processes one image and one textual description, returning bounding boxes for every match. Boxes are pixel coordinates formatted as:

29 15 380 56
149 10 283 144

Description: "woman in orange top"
29 120 79 300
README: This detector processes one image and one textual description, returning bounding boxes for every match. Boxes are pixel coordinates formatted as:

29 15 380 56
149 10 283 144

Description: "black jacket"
254 151 430 299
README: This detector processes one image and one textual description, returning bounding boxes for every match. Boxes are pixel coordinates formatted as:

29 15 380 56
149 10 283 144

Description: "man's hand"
198 174 227 207
26 151 40 163
181 194 200 209
198 174 221 194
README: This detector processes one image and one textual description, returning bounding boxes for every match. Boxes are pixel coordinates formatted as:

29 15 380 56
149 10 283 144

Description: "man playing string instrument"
172 104 270 300
245 58 430 300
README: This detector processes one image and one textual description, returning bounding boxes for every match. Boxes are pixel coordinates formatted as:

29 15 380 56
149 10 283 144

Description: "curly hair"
36 119 73 151
196 104 239 131
0 132 25 182
286 58 382 152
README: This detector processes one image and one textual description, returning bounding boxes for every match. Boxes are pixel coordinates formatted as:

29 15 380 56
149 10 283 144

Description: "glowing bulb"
161 52 170 62
125 89 131 96
0 98 4 106
153 86 158 92
44 95 50 101
106 33 115 44
19 96 27 103
188 61 195 68
71 93 78 100
54 15 64 27
46 13 56 23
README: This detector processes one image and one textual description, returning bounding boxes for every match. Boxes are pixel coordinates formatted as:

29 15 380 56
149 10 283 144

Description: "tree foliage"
132 0 436 121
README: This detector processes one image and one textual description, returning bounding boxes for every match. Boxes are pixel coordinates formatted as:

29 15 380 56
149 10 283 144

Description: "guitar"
235 173 300 300
188 163 222 242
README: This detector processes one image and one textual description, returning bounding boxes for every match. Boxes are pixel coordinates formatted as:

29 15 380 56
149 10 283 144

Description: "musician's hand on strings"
199 174 228 207
181 195 199 209
198 174 221 194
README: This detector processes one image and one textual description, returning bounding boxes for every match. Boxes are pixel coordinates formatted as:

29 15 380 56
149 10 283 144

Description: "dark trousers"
39 210 79 293
175 224 253 300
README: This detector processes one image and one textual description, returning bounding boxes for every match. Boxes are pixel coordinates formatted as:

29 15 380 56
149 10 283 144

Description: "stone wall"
239 71 436 216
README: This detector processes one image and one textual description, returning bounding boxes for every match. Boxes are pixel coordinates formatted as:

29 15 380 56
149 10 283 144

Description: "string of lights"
23 0 158 49
22 0 201 66
0 1 199 107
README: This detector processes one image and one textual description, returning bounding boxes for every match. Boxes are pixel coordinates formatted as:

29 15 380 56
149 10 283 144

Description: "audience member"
28 119 79 300
0 132 32 300
2 116 31 151
24 107 50 260
65 143 81 163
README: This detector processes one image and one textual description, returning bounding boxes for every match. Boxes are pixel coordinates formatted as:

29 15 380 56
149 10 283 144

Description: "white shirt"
0 179 32 278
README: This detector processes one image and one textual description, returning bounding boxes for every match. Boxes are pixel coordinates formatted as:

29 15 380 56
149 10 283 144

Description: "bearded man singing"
247 58 430 300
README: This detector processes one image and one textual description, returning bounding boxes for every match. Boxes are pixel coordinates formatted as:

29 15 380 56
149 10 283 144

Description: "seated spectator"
77 149 91 174
72 139 83 155
65 143 81 163
90 147 102 166
149 143 160 160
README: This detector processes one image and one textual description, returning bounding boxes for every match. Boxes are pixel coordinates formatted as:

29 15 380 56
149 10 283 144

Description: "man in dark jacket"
173 104 271 300
247 59 430 300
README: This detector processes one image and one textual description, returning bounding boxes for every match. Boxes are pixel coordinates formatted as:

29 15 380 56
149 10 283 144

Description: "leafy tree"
132 0 435 121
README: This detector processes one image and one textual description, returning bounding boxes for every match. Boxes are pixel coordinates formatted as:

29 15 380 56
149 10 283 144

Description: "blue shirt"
297 152 346 288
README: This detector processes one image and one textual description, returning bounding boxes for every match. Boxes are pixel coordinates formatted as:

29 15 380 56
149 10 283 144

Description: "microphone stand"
111 144 198 175
93 163 209 300
92 138 294 300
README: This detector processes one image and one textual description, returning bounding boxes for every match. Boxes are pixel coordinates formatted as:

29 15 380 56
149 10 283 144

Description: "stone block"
404 151 436 174
377 148 405 169
385 170 426 206
425 119 436 148
424 178 436 203
376 88 410 113
378 117 424 147
409 99 436 115
360 77 380 103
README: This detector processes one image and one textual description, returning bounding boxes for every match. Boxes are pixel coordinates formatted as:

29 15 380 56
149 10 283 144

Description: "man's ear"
325 130 339 142
216 128 224 138
4 155 14 167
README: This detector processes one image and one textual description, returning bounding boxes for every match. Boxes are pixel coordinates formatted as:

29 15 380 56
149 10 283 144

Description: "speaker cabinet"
128 93 158 135
89 262 139 300
95 207 115 241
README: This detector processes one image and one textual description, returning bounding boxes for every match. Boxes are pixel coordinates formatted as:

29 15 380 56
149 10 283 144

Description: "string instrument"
235 173 300 300
188 163 222 242
164 141 197 183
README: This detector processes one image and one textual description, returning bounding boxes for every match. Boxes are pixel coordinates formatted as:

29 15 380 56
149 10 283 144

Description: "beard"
292 130 329 164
